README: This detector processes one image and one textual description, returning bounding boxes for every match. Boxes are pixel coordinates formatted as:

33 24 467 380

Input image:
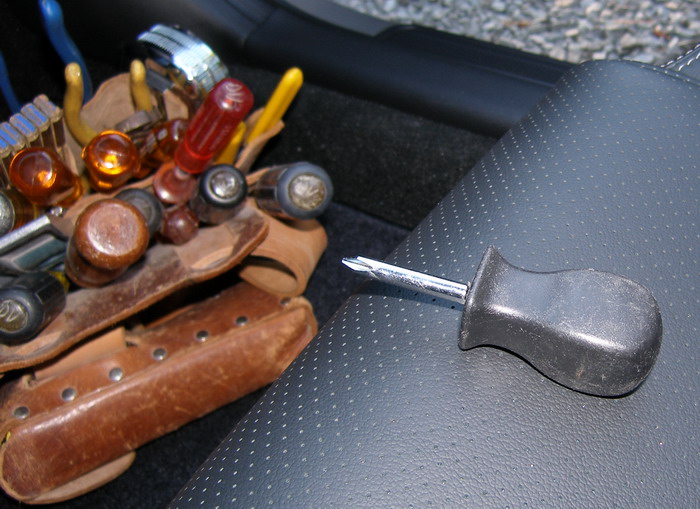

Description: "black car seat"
171 55 700 507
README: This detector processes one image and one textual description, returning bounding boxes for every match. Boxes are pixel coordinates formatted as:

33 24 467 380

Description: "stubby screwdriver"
343 247 662 397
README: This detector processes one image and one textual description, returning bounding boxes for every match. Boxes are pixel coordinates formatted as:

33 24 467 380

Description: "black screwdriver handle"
460 247 663 397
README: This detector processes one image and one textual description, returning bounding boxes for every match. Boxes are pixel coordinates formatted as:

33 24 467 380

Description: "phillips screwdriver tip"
341 255 469 304
341 256 374 273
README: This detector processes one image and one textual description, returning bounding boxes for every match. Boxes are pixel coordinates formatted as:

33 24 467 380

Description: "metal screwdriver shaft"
341 256 469 304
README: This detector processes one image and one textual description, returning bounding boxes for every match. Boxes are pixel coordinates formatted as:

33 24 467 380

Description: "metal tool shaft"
342 256 469 304
0 208 71 256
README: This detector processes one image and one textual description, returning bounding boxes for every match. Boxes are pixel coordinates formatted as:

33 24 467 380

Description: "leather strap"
0 281 316 503
235 108 284 174
0 204 268 373
238 196 327 297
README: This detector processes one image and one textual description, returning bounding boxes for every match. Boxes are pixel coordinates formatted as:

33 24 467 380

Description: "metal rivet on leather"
152 348 167 361
61 388 77 402
109 367 124 381
195 330 209 342
171 61 700 508
12 406 29 420
235 316 248 326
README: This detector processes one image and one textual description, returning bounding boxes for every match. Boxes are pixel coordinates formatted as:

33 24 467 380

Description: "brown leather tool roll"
0 281 317 504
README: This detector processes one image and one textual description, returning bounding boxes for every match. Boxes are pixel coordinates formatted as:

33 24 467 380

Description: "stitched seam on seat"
662 42 700 69
677 48 700 72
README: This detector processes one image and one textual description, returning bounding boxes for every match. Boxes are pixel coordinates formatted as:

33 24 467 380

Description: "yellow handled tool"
246 67 303 144
214 121 247 165
129 59 153 112
63 62 97 146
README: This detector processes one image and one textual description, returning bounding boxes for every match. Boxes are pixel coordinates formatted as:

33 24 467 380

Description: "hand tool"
63 62 97 146
152 78 253 204
0 233 67 276
252 162 333 220
113 110 162 162
190 164 247 225
82 130 140 191
172 78 253 176
0 270 68 345
9 114 40 147
0 51 20 114
20 103 53 149
213 121 246 166
159 205 199 245
9 147 84 207
114 188 163 238
0 138 12 186
138 118 188 178
0 208 71 257
143 67 194 118
129 59 153 112
135 24 228 104
0 205 68 275
0 189 42 237
342 247 663 397
33 95 65 152
65 199 149 288
39 0 93 101
246 67 303 144
113 109 162 138
0 122 27 154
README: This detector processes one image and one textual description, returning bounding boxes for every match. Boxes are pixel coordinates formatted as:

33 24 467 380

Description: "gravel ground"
332 0 700 65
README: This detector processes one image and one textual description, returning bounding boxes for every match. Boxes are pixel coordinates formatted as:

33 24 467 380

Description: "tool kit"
0 1 698 507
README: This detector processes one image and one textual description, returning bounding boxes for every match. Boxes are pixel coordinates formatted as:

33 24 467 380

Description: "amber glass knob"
82 130 140 192
9 147 83 207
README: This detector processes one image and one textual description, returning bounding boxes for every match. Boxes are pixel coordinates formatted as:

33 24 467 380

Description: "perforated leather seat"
172 59 700 507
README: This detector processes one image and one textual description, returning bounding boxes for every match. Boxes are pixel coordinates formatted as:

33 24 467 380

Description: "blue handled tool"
0 51 20 114
38 0 92 102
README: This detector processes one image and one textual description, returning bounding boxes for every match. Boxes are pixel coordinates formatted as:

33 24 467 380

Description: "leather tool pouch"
0 72 325 502
0 281 317 503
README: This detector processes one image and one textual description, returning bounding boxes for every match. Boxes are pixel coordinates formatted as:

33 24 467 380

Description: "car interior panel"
0 1 698 507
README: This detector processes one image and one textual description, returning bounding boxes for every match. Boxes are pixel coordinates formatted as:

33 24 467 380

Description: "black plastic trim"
62 0 573 135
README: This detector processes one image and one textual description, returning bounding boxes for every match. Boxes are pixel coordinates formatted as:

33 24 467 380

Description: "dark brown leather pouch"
0 281 316 504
